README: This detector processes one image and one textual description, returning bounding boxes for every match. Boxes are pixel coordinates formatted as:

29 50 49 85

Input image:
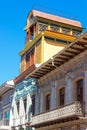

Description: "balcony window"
26 52 30 68
62 27 71 35
30 48 34 65
4 110 10 119
30 26 34 40
59 87 65 106
26 48 35 68
30 34 34 40
23 98 27 113
45 93 50 111
76 79 83 102
29 15 35 24
26 52 30 62
39 23 48 32
31 95 35 115
26 31 30 42
72 29 81 37
50 24 60 32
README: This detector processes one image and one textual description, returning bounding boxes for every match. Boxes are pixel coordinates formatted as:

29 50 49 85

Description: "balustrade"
30 101 84 126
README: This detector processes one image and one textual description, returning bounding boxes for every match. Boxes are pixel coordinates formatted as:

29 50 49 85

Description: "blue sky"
0 0 87 85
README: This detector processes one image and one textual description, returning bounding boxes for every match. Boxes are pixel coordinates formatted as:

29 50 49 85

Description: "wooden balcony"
14 64 36 85
30 101 85 127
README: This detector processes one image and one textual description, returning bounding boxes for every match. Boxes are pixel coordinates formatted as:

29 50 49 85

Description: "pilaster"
40 92 44 113
51 84 56 109
35 90 38 115
65 72 73 104
84 70 87 116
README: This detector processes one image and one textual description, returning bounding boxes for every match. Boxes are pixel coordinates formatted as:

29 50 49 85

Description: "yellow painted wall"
34 41 42 64
20 31 76 73
44 31 76 42
44 40 66 62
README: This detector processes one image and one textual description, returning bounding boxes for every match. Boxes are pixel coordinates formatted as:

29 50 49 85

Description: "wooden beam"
65 50 78 55
76 42 87 47
61 53 74 58
71 46 83 51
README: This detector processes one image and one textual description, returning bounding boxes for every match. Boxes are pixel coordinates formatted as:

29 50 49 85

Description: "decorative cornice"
38 58 87 89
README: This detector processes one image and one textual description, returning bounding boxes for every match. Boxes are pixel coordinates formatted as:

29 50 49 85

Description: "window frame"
45 93 51 111
59 87 65 107
75 78 84 103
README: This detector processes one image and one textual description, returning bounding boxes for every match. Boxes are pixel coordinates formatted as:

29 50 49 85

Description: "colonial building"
27 32 87 130
0 80 14 130
10 78 37 130
15 9 83 84
10 10 86 130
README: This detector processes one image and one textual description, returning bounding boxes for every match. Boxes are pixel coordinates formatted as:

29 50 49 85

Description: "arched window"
76 79 83 103
59 87 65 106
45 93 50 111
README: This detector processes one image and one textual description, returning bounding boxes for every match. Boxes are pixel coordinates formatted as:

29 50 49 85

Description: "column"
35 89 38 115
40 92 44 113
27 94 32 121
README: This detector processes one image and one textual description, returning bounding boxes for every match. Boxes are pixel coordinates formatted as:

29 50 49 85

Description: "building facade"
13 10 87 130
0 80 14 130
10 78 37 130
0 9 87 130
19 9 82 74
27 33 87 130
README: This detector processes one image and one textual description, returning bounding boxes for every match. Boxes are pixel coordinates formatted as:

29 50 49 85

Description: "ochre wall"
34 42 42 64
44 40 66 62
